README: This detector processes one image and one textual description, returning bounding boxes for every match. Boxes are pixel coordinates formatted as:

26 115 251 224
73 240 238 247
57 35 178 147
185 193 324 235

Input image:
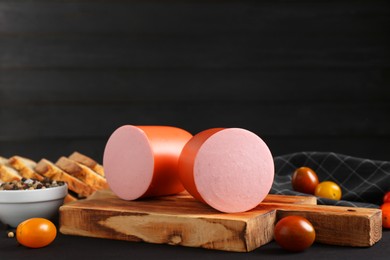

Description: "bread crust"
8 156 44 181
68 151 105 177
56 157 108 191
35 158 96 198
0 156 22 182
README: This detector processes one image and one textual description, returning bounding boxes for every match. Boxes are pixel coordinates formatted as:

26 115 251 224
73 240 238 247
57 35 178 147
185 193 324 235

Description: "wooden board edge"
59 206 264 252
274 205 382 247
245 209 276 251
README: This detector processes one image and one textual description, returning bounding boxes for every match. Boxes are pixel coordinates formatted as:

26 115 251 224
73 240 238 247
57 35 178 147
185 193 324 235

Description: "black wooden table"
1 223 389 260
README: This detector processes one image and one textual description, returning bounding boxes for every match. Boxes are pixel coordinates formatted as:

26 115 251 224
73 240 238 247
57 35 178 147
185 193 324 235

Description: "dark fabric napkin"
271 151 390 208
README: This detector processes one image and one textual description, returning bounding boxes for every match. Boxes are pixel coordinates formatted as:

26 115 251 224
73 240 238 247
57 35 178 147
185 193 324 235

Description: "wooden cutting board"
59 190 382 252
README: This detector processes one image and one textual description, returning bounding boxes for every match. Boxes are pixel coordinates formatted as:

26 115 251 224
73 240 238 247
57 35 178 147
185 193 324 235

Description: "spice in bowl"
0 178 65 191
0 178 68 227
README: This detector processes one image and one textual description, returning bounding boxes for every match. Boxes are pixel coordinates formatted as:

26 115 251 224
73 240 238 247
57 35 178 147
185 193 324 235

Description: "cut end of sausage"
192 128 274 213
103 125 154 200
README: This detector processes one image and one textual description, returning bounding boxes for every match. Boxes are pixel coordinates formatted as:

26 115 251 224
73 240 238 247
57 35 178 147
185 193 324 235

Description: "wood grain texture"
1 0 388 36
1 103 389 139
1 34 387 68
0 1 388 70
1 69 388 103
59 189 381 252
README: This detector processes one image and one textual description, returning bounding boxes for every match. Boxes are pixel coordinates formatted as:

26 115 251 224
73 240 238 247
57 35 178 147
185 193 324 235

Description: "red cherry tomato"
314 181 342 200
381 203 390 212
384 192 390 203
16 218 57 248
380 203 390 229
291 167 319 195
383 210 390 229
274 215 316 252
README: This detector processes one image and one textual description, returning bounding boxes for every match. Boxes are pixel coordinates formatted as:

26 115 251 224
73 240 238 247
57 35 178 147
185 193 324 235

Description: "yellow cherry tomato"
314 181 342 200
16 218 57 248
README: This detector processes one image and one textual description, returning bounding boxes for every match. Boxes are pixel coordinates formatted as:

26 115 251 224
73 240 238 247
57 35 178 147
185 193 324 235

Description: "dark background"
0 0 389 162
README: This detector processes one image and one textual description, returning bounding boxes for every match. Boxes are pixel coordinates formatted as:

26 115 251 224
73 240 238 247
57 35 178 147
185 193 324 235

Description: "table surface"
1 221 389 259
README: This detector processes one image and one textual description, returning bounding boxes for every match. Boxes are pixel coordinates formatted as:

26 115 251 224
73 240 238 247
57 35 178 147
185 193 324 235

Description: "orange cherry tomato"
16 218 57 248
384 192 390 203
314 181 342 200
291 167 319 194
274 215 316 252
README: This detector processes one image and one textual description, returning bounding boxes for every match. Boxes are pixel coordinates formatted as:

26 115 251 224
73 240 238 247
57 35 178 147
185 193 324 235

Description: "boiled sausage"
178 128 274 213
103 125 193 200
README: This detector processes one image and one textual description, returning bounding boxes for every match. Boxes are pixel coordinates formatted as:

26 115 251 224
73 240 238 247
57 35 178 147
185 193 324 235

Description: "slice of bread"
55 157 108 191
68 151 105 177
0 156 22 182
35 158 96 198
8 156 44 181
63 193 78 203
0 156 9 165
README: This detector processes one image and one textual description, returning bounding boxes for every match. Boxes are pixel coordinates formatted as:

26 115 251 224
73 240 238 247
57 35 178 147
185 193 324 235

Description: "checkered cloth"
271 152 390 208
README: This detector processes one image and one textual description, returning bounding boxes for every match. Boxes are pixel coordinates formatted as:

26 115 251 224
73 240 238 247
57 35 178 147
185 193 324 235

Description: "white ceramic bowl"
0 184 68 227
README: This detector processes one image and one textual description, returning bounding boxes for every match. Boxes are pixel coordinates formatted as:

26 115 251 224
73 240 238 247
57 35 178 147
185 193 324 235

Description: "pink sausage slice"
103 125 193 200
178 128 274 213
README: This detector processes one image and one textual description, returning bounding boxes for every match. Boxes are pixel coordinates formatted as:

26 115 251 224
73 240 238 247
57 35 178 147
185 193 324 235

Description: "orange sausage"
103 125 193 200
178 128 274 213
